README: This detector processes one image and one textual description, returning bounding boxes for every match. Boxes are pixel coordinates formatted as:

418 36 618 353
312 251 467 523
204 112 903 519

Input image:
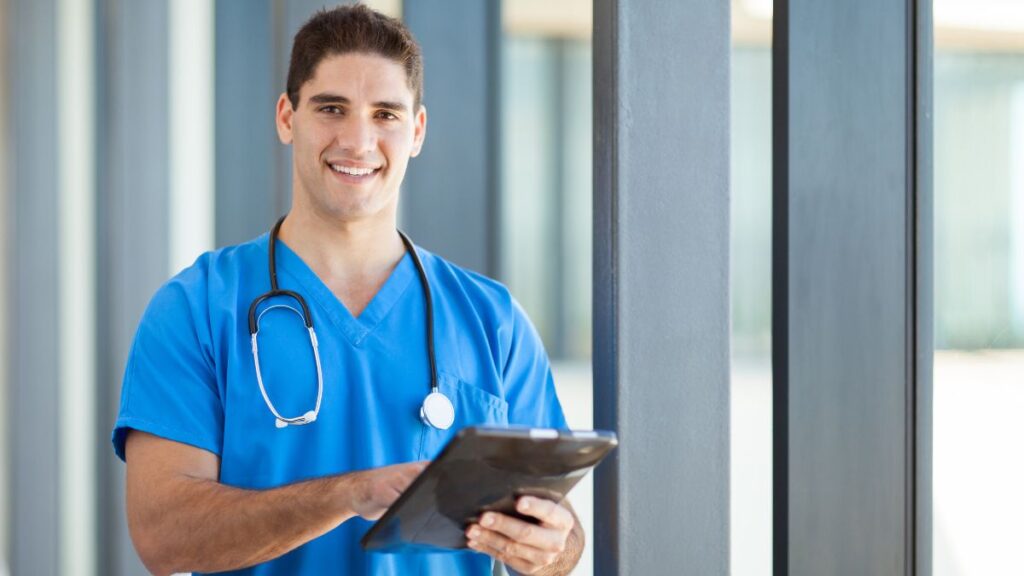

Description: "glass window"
933 2 1024 573
501 22 591 364
731 1 773 574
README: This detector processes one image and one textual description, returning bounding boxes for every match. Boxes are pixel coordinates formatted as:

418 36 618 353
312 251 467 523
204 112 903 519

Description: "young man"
113 5 582 575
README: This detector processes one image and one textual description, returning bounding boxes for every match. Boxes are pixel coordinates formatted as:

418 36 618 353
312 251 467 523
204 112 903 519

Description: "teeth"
330 164 376 176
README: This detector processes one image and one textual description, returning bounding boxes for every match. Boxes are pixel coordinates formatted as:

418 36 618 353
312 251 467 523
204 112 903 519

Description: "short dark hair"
286 4 424 110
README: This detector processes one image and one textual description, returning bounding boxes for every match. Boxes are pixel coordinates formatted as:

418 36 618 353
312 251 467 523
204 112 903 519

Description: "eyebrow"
307 93 408 112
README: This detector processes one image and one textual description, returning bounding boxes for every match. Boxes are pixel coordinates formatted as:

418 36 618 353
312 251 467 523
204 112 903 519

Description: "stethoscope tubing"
248 215 449 429
250 303 324 426
398 229 439 395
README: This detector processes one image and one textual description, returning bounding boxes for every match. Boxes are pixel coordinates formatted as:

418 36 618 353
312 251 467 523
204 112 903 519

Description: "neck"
276 206 406 285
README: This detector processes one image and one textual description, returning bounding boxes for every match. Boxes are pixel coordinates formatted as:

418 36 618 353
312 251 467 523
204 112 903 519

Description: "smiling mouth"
328 163 381 177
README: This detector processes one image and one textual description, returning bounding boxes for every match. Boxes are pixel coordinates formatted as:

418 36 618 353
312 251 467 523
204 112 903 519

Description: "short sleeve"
501 298 568 429
111 272 223 462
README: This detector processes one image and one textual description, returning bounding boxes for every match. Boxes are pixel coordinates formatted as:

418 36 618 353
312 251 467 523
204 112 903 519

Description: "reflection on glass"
501 37 592 362
731 2 773 575
934 8 1024 572
731 45 773 576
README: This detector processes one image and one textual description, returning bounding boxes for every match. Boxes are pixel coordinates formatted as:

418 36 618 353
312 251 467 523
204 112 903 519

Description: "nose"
337 115 376 157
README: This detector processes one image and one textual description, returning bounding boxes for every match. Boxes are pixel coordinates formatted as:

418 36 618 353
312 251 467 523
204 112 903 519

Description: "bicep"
124 430 222 573
125 430 220 514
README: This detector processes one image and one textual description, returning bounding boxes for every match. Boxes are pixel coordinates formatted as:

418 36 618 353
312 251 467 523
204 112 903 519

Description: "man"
113 5 583 575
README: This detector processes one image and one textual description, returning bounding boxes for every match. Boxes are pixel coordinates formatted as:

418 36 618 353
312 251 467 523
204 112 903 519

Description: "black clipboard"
361 426 618 552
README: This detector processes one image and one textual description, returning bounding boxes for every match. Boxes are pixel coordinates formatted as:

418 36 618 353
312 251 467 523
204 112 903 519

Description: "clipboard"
361 426 618 552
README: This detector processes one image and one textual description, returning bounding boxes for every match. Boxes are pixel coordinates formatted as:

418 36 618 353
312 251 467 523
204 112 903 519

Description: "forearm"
130 473 356 575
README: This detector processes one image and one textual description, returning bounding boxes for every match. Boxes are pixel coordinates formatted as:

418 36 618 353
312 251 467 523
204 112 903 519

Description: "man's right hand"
345 461 428 520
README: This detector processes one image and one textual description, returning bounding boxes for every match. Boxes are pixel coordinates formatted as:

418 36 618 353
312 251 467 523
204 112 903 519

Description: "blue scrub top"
112 233 567 575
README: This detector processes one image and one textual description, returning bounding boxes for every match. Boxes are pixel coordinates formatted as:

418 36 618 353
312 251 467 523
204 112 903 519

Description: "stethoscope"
247 216 456 431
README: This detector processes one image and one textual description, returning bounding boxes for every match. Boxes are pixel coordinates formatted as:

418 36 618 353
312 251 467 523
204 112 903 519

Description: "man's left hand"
465 496 576 575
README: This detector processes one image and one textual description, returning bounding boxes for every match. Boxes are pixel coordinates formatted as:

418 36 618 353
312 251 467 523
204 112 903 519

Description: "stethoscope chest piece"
420 390 455 430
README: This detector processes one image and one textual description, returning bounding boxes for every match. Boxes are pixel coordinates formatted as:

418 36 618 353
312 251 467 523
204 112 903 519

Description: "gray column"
402 0 501 276
215 0 280 246
6 0 61 573
773 0 931 573
915 1 934 573
0 0 10 564
95 1 171 574
593 0 731 574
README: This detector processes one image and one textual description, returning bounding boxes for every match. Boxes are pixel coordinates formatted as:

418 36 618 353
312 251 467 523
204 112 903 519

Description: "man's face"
276 52 426 224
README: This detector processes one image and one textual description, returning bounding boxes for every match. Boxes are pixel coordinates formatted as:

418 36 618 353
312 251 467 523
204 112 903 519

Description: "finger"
467 539 546 575
466 539 528 571
397 462 427 483
466 537 502 558
403 461 428 476
392 472 417 491
466 526 557 571
517 496 575 531
474 513 566 553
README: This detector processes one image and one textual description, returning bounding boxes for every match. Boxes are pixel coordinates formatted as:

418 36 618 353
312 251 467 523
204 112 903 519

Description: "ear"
410 104 427 158
275 93 294 144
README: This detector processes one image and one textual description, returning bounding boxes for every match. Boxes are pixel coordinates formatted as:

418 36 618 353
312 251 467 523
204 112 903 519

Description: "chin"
321 200 387 223
303 182 396 223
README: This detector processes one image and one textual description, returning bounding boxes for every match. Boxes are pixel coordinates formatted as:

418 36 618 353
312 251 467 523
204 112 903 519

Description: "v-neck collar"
263 233 417 347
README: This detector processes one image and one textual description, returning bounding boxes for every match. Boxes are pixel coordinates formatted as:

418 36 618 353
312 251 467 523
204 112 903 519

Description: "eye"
318 105 343 115
375 110 399 121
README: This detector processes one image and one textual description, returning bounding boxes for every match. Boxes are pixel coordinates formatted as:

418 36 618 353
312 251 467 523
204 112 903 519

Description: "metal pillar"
773 0 932 573
215 0 279 247
402 0 501 276
95 1 171 574
6 0 61 573
593 0 732 573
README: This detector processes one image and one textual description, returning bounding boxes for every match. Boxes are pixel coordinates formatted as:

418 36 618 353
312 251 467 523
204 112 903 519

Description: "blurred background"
1 0 1023 574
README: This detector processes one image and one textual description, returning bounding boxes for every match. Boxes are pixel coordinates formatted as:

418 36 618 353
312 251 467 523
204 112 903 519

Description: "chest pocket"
417 373 509 461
